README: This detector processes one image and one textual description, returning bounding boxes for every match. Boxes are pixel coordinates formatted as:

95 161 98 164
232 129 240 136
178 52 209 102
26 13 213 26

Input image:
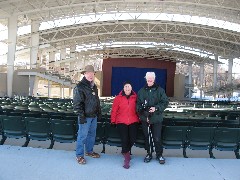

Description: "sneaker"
144 154 152 163
157 156 165 164
76 156 86 165
85 152 100 158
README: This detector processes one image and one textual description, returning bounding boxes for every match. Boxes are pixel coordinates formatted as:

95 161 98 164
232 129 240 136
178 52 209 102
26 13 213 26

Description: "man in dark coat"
73 65 101 165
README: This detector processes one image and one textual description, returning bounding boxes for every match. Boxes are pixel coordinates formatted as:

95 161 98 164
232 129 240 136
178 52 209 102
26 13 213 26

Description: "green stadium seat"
162 126 189 158
134 125 146 149
24 117 52 149
1 116 29 147
186 126 216 158
213 127 240 159
50 119 77 149
95 122 106 153
105 122 122 148
218 120 240 128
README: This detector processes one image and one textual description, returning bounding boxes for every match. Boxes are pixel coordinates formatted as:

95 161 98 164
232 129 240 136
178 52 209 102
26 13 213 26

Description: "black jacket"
137 83 169 123
73 76 101 120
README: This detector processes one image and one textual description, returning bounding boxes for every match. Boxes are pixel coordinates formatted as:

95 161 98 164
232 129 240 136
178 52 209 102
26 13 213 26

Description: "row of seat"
163 117 240 128
1 111 239 129
0 116 77 149
0 115 239 159
161 126 240 159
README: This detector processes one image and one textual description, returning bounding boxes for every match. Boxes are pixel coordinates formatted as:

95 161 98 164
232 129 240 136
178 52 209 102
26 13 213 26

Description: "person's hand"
79 117 86 124
149 107 156 113
143 110 150 117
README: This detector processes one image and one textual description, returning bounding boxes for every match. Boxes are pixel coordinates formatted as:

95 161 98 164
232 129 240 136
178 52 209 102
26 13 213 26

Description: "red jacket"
111 91 140 125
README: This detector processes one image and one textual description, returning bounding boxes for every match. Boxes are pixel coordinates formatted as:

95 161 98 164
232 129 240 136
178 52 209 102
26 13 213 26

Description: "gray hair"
145 72 156 79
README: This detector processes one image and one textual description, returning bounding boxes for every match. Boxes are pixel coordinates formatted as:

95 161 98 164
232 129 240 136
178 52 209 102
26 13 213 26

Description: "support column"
227 58 233 84
227 58 233 100
70 45 76 58
30 20 40 69
49 51 55 72
48 80 52 98
37 51 42 68
69 87 73 98
70 62 75 74
60 85 63 99
29 76 39 97
188 62 193 99
60 48 66 74
199 63 204 100
33 76 39 97
213 55 218 99
7 15 18 97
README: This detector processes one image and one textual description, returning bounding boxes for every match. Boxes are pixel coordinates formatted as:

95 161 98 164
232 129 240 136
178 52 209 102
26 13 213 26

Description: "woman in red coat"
111 81 140 169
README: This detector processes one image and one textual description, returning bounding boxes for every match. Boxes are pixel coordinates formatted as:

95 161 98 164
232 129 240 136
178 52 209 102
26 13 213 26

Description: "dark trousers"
117 122 138 153
141 121 163 157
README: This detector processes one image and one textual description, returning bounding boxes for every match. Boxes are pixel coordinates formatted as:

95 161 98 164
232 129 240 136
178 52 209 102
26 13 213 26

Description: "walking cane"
147 117 155 154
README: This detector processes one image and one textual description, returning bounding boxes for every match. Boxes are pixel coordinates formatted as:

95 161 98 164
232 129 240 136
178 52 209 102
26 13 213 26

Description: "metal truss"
16 20 240 59
78 47 216 63
0 0 240 24
0 0 240 67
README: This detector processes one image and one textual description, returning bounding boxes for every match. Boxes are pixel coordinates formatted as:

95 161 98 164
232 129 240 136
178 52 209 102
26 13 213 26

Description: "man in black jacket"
73 65 101 165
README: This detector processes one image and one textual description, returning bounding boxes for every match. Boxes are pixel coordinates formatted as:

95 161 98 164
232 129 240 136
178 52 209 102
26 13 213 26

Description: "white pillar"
188 62 193 99
33 76 39 97
70 45 76 58
61 47 66 60
49 51 55 72
30 20 40 69
227 58 233 84
60 48 66 74
49 51 55 63
199 63 204 100
70 62 75 73
7 15 18 97
213 55 218 99
62 86 65 98
69 87 73 98
37 51 42 68
60 85 63 99
48 80 52 98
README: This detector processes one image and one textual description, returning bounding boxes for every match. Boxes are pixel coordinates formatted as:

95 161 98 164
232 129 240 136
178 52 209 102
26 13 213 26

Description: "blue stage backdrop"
111 67 167 96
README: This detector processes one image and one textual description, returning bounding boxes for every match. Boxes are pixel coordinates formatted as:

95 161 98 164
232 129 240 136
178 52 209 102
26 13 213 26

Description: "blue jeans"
76 116 97 157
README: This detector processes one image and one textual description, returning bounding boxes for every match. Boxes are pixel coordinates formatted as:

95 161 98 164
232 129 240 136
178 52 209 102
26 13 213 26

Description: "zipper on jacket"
128 97 130 124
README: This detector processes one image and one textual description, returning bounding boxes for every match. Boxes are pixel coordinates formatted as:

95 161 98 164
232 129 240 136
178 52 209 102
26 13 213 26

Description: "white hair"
145 72 156 79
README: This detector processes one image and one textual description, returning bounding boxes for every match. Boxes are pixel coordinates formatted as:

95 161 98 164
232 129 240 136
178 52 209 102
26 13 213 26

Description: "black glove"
78 116 86 124
143 110 150 117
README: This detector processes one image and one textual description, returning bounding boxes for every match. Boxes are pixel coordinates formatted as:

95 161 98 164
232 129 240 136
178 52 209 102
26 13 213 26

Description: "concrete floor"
0 138 239 180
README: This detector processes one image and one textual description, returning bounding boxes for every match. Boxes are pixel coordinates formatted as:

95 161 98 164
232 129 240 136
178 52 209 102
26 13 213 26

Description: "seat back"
134 125 145 148
51 119 76 143
1 116 26 138
214 127 240 151
24 117 51 140
187 126 216 150
162 126 188 149
105 122 121 147
95 122 105 145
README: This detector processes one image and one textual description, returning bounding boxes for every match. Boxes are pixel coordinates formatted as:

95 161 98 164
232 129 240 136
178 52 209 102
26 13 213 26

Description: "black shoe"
157 156 165 164
144 154 152 163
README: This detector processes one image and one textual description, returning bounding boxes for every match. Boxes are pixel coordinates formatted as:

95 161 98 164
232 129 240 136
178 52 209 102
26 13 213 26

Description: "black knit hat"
123 81 132 86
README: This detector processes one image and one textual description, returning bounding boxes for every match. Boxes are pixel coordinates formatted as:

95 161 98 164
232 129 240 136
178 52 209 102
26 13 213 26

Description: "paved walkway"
0 145 239 180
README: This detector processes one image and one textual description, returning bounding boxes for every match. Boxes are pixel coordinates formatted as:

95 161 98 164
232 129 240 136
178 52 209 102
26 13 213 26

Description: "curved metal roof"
0 0 240 67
